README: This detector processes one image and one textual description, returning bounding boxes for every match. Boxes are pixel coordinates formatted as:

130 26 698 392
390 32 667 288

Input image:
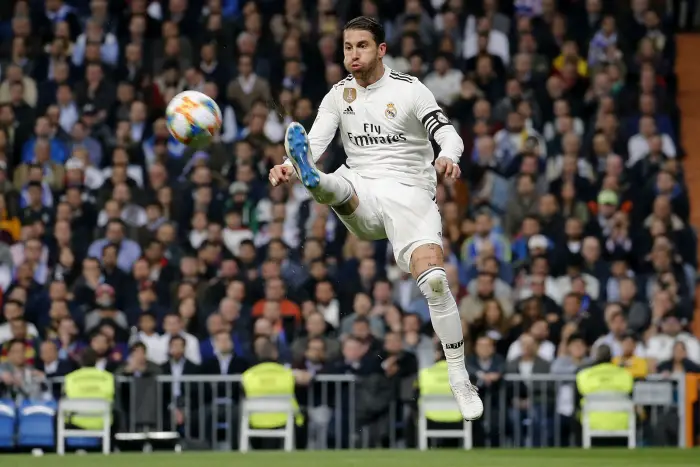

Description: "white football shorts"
332 164 443 273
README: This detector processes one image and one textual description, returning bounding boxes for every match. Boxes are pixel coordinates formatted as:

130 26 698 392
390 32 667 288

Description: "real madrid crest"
343 88 357 103
385 103 397 119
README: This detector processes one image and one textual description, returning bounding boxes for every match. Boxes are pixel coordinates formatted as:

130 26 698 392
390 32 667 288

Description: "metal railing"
38 373 697 450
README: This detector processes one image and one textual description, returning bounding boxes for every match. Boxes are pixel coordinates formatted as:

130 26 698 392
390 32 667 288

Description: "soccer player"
268 17 483 420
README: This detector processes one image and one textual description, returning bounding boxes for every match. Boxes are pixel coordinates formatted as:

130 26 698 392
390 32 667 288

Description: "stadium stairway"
676 34 700 336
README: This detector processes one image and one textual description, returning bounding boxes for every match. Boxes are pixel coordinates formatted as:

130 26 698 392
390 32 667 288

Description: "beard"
346 56 381 82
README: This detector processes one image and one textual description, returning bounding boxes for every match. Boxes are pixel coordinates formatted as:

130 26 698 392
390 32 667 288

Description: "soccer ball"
165 91 222 149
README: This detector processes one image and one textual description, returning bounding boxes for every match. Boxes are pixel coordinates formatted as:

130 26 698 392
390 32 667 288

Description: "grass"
1 449 699 467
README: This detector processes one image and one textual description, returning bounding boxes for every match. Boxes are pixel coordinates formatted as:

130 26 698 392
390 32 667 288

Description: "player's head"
343 16 386 80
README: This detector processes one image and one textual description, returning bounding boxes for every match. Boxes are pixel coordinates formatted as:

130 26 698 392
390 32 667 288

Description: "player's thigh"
331 165 386 241
377 182 443 274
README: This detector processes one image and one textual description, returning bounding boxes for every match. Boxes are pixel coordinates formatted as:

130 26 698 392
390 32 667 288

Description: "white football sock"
417 267 468 382
308 172 353 206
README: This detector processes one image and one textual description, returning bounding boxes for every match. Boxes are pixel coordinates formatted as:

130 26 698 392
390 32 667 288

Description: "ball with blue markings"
165 91 222 149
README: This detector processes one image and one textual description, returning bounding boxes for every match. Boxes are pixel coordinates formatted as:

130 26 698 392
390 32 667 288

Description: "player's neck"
355 63 385 88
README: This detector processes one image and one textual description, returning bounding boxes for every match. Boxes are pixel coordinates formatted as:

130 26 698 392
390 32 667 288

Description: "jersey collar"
365 64 390 90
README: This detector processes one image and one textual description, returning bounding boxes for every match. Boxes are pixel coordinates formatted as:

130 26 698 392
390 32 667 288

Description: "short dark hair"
81 348 99 367
595 344 613 364
6 338 25 352
129 341 147 354
169 334 186 347
343 16 385 45
353 316 370 326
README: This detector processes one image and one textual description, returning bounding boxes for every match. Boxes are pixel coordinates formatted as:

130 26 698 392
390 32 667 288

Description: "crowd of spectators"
0 0 698 448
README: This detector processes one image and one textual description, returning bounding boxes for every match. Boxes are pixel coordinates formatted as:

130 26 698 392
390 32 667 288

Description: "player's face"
343 29 385 79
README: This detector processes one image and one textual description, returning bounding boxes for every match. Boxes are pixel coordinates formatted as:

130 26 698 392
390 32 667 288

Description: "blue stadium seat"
17 400 57 448
0 399 16 448
66 436 102 449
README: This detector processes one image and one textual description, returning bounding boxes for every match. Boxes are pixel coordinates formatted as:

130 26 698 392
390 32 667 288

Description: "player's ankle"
445 357 467 375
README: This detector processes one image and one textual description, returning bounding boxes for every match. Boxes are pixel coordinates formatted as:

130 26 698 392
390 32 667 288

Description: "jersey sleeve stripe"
421 109 448 139
389 72 413 83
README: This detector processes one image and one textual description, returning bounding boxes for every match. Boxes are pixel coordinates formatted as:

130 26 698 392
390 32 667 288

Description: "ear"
377 42 387 58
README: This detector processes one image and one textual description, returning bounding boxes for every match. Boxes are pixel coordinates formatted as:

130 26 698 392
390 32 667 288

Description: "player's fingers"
281 166 295 181
271 168 286 183
435 160 445 175
269 175 278 187
451 164 461 179
443 162 453 178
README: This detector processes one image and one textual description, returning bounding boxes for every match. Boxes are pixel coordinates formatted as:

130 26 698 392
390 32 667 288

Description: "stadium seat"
581 392 636 449
56 398 112 455
417 395 472 450
239 395 295 452
17 400 57 447
0 399 16 448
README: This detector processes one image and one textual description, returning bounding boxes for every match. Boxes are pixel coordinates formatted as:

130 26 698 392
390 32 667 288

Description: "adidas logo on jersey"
343 106 355 115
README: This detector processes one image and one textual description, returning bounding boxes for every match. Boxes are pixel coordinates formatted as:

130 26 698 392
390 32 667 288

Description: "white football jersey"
307 65 458 195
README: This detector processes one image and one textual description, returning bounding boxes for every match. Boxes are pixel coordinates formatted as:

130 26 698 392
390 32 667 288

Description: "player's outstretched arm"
413 81 464 179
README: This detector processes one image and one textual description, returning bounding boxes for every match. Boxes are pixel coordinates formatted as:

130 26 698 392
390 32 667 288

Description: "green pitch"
1 449 699 467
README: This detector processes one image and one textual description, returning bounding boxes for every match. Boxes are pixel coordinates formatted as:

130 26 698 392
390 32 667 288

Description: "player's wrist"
437 153 460 164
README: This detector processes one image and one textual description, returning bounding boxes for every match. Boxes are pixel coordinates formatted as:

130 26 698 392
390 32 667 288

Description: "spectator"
646 315 700 366
291 311 340 364
613 332 649 379
0 338 48 402
155 313 201 365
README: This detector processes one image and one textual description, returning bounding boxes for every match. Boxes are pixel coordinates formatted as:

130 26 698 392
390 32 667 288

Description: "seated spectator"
592 307 645 358
0 338 48 402
507 319 556 362
349 316 382 355
617 278 651 334
657 341 700 376
291 311 340 364
314 280 341 329
466 334 505 400
340 295 383 340
470 299 511 356
252 317 292 364
402 313 434 370
646 315 700 366
293 336 330 377
553 40 588 78
84 284 129 339
505 333 551 446
155 313 201 365
87 219 142 273
252 277 301 325
54 317 83 363
0 319 39 365
131 312 162 362
379 331 418 384
553 332 589 439
612 332 649 379
0 299 38 344
627 116 676 167
465 246 514 295
460 272 514 324
200 330 249 398
461 212 511 266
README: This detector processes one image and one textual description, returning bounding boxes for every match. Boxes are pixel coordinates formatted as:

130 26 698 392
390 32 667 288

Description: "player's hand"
269 164 295 186
435 157 461 179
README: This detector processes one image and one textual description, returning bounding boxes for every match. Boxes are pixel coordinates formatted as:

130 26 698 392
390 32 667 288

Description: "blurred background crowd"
0 0 698 448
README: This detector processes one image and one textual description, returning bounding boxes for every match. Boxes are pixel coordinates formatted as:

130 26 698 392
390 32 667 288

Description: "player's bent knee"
416 267 450 305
